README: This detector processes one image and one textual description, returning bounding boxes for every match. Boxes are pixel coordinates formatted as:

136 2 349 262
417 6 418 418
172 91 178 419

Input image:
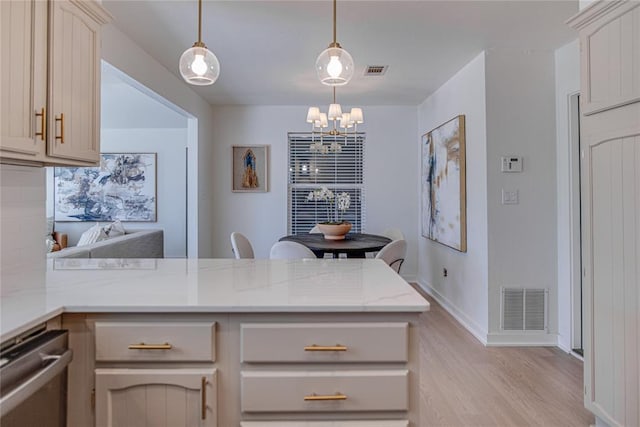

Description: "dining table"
279 233 392 259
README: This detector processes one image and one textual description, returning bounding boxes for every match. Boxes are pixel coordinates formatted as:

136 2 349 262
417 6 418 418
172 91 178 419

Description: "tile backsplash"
0 164 46 295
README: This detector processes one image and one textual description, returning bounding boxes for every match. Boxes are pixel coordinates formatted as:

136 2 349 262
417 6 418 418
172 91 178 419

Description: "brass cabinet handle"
201 377 207 420
304 344 347 352
35 107 46 141
127 342 172 350
55 113 64 143
304 393 347 401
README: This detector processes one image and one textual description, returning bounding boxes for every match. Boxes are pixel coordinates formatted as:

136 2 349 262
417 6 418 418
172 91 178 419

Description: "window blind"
288 133 365 234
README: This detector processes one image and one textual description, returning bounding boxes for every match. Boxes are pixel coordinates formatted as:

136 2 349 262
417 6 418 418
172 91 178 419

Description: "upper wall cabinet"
571 1 640 115
0 0 111 166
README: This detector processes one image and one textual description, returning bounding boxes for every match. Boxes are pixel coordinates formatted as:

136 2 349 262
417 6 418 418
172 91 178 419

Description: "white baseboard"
401 274 417 283
416 279 488 345
557 336 572 353
486 332 558 347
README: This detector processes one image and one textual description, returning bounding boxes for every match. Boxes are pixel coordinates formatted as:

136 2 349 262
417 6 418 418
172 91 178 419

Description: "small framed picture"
232 145 269 192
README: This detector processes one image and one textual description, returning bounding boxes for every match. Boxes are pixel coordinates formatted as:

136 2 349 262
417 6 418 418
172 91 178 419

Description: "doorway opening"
45 61 199 258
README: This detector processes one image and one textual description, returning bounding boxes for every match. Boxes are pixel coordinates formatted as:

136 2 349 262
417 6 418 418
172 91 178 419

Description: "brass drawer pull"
127 342 173 350
304 392 347 401
201 376 207 420
304 344 347 352
35 107 46 141
55 113 64 143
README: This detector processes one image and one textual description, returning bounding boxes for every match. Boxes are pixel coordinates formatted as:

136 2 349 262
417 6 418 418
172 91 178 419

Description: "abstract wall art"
54 153 157 222
232 145 269 192
421 115 467 252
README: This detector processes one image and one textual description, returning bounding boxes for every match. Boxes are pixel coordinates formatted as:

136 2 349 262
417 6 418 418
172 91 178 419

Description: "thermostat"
501 156 523 172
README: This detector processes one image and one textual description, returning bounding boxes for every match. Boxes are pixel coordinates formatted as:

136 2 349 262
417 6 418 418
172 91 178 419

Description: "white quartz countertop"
1 258 429 342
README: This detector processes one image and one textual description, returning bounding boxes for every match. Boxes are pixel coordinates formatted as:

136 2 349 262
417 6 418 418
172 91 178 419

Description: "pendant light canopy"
179 0 220 86
315 0 354 86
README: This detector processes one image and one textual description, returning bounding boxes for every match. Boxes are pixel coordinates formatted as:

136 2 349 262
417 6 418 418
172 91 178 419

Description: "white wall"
210 105 419 277
417 52 490 342
50 129 188 258
554 39 580 352
484 49 558 343
0 165 46 295
101 25 216 257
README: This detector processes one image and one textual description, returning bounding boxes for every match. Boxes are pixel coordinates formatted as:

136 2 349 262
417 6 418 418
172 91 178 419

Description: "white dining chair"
381 228 405 241
269 241 317 259
230 232 255 259
375 239 407 274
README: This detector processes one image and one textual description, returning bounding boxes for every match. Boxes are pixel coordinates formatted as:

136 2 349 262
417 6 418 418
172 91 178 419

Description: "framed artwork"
54 153 157 222
232 145 269 192
421 115 467 252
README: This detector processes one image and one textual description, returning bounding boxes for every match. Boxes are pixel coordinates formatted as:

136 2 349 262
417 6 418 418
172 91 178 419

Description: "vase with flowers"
307 187 352 240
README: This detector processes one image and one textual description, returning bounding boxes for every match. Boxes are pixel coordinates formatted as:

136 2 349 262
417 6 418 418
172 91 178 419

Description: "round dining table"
279 233 391 259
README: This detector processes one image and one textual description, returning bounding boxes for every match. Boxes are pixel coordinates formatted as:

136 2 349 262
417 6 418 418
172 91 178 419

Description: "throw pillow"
103 220 126 238
77 223 108 247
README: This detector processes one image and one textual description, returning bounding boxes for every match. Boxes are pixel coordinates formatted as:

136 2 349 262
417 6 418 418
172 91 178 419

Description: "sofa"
47 229 164 259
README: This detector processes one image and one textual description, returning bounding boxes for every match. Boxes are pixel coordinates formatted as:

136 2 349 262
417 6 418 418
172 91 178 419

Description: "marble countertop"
1 258 429 342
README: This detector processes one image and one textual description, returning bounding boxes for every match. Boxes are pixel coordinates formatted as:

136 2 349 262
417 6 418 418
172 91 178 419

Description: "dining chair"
230 232 255 259
375 239 407 274
269 241 318 259
309 225 321 233
381 228 405 241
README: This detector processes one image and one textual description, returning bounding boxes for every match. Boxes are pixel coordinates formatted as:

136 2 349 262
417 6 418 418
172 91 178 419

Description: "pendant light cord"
333 0 337 44
198 0 203 43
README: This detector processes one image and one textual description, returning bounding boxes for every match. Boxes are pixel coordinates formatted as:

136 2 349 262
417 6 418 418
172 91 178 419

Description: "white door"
582 132 639 426
95 368 217 427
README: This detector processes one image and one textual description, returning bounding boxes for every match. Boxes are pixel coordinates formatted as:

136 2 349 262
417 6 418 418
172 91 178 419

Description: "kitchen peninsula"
1 258 428 427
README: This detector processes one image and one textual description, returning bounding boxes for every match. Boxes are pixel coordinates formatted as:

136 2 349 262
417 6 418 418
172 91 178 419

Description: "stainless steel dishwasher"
0 329 73 427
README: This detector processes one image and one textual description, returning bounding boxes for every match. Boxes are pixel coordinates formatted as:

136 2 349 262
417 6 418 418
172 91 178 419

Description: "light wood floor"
416 291 595 426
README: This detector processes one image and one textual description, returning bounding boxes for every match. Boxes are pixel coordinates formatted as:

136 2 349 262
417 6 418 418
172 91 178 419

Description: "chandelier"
306 87 364 153
315 0 354 86
179 0 220 85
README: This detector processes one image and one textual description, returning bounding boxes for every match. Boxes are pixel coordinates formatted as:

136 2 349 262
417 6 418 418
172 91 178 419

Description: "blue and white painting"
54 153 157 222
421 116 466 252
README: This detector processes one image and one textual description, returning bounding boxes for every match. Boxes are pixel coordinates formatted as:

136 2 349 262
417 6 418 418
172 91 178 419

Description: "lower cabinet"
95 368 217 427
64 313 421 426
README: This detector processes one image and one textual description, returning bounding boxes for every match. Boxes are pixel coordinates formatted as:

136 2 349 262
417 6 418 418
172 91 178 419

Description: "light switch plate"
502 189 519 205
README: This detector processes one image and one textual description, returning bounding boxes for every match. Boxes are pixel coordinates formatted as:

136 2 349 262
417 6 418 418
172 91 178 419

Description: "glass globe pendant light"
179 0 220 85
315 0 354 86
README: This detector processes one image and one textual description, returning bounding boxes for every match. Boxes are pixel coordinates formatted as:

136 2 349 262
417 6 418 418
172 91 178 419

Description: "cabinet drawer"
241 323 407 363
241 422 408 427
241 370 408 413
95 321 216 362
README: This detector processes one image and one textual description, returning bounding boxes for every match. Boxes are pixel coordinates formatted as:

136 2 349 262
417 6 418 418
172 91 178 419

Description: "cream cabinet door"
95 368 218 427
0 0 47 161
48 0 102 163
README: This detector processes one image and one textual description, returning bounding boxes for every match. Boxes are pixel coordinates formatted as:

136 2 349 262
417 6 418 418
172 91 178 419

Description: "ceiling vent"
364 65 388 76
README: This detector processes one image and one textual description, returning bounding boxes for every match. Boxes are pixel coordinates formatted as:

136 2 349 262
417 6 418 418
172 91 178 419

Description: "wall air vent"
364 65 388 76
501 288 547 331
